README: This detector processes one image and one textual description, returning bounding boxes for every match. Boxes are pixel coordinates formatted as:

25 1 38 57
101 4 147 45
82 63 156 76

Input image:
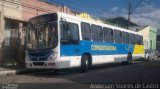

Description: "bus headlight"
25 55 31 61
47 54 57 60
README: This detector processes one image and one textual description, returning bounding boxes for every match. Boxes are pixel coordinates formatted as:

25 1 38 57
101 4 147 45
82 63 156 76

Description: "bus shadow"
18 60 145 78
15 60 154 83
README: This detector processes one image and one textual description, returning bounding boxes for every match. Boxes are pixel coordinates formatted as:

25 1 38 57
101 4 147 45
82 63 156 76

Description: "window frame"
91 24 103 42
140 36 143 45
81 22 91 41
129 33 135 44
60 21 80 44
103 27 114 42
122 31 129 44
113 29 122 43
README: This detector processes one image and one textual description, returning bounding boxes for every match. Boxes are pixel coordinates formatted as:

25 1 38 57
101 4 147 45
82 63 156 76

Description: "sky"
46 0 160 33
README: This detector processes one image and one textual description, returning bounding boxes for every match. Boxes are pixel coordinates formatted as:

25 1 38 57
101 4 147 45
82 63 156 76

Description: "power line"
1 0 132 29
1 0 109 21
82 0 108 13
48 0 107 19
0 0 69 21
131 0 143 13
48 0 132 29
46 0 84 13
127 0 143 29
0 0 57 13
64 0 102 14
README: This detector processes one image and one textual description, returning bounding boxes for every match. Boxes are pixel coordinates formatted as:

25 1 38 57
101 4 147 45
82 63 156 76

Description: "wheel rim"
128 55 132 64
129 59 131 63
85 58 89 69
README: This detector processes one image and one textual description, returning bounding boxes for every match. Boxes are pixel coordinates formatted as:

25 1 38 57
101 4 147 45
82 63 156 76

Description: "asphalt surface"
0 58 160 89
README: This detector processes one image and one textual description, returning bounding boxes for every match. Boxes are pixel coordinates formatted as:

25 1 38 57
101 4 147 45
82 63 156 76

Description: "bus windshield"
26 14 58 50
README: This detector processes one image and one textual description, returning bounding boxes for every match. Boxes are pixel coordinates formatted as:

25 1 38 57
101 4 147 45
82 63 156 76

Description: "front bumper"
25 61 57 69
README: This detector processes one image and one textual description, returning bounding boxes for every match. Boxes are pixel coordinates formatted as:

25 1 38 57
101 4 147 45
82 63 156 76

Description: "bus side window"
91 25 103 42
137 35 142 45
114 30 122 43
122 31 129 44
103 27 113 42
135 35 138 45
61 21 79 44
140 36 143 45
81 22 91 41
129 33 135 45
135 35 141 45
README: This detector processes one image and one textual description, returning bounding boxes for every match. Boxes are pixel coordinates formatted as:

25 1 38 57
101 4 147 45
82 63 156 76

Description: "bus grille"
27 49 53 61
31 58 47 61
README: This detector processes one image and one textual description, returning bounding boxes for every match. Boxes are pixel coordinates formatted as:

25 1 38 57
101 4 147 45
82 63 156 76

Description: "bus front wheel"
80 55 89 73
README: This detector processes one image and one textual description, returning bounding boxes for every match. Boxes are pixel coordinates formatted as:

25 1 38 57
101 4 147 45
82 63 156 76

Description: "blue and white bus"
25 12 144 72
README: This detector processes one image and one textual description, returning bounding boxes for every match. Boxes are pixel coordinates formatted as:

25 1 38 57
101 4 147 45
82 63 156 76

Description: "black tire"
146 56 149 61
127 53 132 64
80 55 89 73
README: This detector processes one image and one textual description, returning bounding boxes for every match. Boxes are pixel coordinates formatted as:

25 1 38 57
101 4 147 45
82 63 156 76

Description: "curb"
0 69 28 76
0 69 53 76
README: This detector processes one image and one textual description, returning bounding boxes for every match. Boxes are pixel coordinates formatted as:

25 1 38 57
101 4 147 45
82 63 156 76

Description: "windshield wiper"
37 23 48 35
28 22 36 31
27 22 40 38
27 22 48 38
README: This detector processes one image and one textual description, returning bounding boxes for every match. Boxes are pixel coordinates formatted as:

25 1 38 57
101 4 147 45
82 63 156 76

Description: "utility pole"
127 0 142 29
127 0 132 29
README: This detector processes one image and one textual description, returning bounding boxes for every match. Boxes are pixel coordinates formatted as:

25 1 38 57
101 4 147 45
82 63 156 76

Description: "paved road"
0 58 160 89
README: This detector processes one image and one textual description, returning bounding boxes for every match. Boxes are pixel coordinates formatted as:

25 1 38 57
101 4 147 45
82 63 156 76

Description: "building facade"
156 35 160 51
0 0 76 66
22 0 76 21
138 26 157 51
0 0 23 66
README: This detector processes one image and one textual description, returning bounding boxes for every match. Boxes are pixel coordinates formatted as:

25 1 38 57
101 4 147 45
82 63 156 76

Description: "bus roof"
56 12 142 36
28 12 142 36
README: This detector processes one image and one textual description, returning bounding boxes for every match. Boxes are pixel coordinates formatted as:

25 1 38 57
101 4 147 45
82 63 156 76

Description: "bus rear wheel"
126 53 132 64
80 55 89 73
122 53 132 65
